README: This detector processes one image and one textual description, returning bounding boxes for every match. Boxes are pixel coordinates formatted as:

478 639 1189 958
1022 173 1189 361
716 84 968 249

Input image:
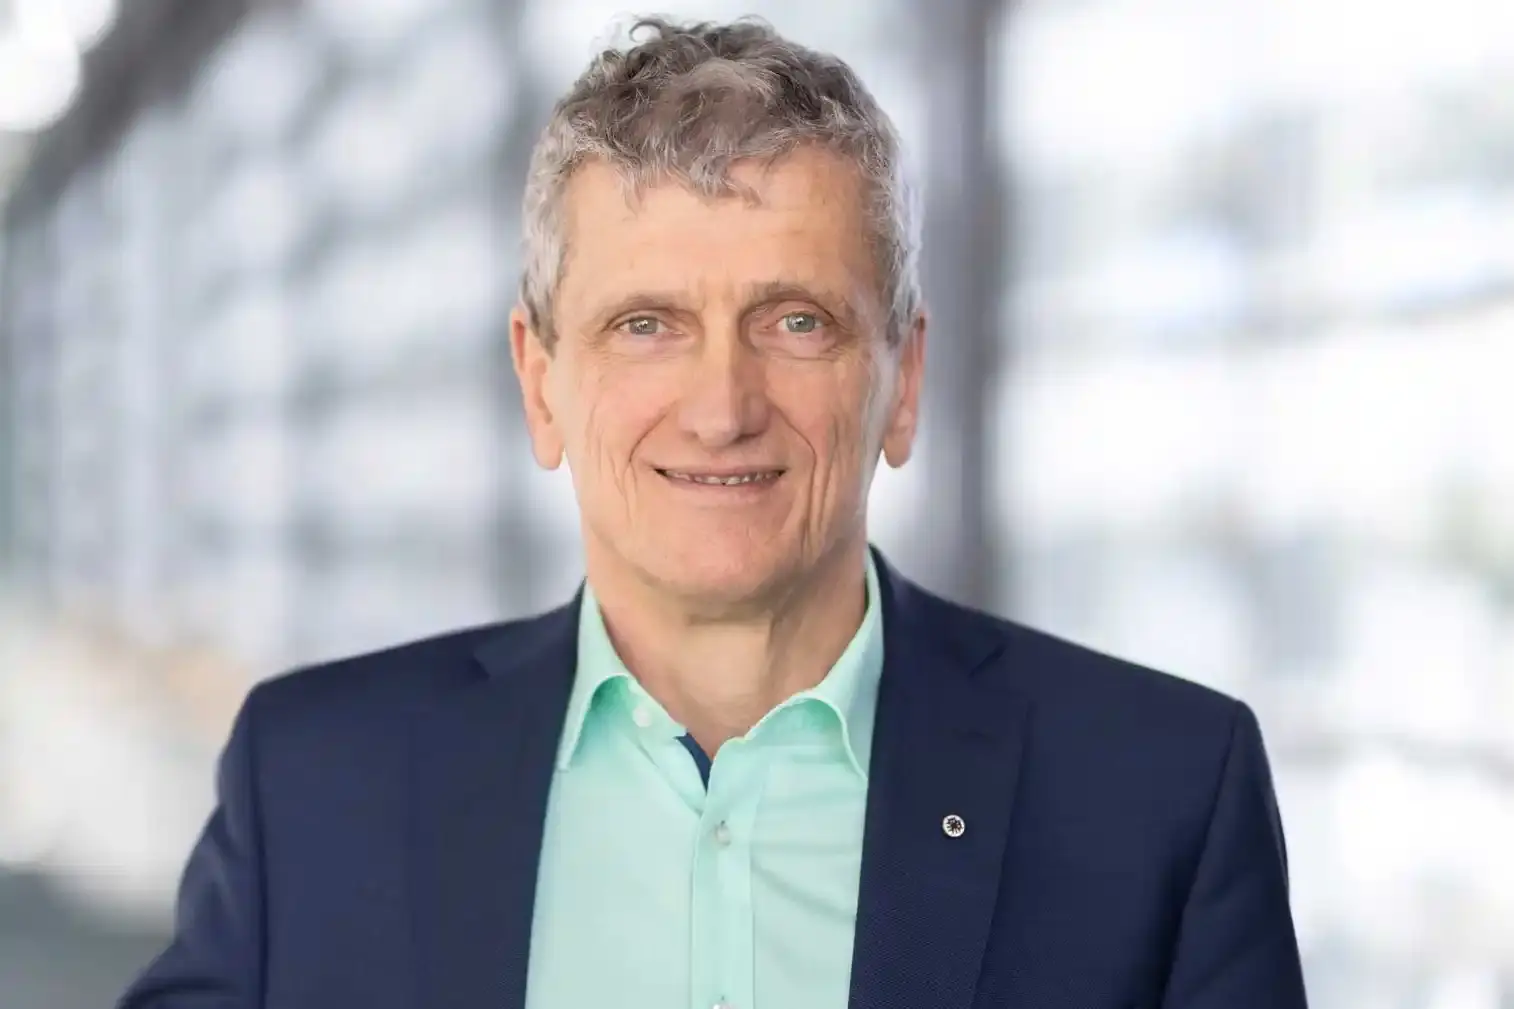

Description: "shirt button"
631 705 653 728
712 821 732 846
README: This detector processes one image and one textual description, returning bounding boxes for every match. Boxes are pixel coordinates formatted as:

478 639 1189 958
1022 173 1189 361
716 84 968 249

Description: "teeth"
665 471 779 486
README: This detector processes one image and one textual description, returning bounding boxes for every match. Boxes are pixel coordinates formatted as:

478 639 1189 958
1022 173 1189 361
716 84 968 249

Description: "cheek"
571 366 671 465
776 365 876 474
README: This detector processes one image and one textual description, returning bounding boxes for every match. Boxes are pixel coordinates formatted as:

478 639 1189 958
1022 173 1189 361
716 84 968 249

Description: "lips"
657 468 785 486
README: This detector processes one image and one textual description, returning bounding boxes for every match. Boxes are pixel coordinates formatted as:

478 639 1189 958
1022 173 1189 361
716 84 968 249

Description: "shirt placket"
691 735 765 1009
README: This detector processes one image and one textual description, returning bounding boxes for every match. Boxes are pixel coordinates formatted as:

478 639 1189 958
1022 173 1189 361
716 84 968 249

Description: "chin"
642 541 794 609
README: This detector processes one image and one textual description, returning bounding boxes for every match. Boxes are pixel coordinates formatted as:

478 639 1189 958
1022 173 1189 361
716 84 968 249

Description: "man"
122 17 1308 1009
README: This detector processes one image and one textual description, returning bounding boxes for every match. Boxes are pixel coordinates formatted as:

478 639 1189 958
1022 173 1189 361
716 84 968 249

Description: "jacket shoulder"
907 584 1254 820
246 604 572 729
914 583 1244 731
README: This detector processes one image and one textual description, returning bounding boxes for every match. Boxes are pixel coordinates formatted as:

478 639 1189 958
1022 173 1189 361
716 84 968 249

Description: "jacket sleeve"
118 685 267 1009
1160 701 1310 1008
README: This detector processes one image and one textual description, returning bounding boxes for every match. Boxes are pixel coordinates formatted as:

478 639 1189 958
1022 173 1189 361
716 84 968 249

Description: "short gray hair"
519 16 922 350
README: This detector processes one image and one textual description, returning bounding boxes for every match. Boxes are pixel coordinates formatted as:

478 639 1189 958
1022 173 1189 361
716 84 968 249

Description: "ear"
510 304 565 470
882 312 925 469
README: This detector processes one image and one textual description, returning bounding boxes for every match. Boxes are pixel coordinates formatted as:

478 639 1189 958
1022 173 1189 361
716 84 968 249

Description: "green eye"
782 312 820 334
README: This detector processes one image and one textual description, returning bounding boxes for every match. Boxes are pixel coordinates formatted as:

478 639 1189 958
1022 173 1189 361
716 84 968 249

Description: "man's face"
511 147 924 608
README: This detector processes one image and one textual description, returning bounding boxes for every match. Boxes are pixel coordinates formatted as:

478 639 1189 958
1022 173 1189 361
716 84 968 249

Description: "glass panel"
998 0 1514 1000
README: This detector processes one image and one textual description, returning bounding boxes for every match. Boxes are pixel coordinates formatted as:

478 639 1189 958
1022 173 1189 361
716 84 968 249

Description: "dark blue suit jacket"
121 556 1308 1008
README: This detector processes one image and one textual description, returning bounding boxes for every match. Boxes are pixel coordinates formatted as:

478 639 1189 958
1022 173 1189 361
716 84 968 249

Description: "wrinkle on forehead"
554 150 887 334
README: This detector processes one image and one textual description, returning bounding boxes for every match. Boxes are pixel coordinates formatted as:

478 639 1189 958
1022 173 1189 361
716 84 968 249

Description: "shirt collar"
556 554 886 778
554 583 635 772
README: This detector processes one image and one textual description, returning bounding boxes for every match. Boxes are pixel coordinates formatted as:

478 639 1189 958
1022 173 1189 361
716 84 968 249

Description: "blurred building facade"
2 0 1513 1006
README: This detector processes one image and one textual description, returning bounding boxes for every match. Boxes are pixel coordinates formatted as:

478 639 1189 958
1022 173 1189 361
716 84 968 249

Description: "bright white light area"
1083 549 1251 692
866 442 930 566
16 0 119 50
302 390 500 531
1305 192 1512 311
1329 565 1500 746
1006 8 1247 171
1000 355 1241 537
1332 751 1514 961
1008 0 1514 170
1431 772 1514 958
1238 313 1514 544
1266 761 1336 951
1022 229 1250 343
1424 969 1503 1009
0 19 81 132
1253 0 1514 104
0 605 211 923
300 560 501 666
516 458 589 611
1329 750 1442 953
1456 307 1514 535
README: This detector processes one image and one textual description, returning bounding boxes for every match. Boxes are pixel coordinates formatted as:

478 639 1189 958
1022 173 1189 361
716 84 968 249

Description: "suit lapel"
850 558 1031 1009
409 598 580 1009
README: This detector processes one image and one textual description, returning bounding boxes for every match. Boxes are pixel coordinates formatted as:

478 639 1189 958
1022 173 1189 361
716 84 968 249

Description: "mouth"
656 468 786 487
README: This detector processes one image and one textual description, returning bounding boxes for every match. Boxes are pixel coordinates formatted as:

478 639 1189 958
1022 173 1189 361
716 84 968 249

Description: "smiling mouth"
656 468 785 487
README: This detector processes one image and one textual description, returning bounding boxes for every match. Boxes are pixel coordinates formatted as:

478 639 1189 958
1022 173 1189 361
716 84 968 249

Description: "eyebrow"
589 280 858 326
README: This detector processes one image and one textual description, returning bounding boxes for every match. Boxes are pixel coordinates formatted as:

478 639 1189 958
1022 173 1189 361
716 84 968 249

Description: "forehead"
555 148 881 320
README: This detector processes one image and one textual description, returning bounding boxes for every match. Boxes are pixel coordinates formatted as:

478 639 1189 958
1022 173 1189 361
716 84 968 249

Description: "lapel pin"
942 813 966 838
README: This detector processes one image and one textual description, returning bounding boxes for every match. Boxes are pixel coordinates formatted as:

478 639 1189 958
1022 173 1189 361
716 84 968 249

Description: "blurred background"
2 0 1513 1005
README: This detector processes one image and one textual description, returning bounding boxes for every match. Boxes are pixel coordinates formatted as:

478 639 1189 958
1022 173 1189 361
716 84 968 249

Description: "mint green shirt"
525 558 885 1009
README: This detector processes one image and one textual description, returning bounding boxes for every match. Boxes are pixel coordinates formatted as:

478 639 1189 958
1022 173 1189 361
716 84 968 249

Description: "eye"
620 316 664 337
780 311 822 335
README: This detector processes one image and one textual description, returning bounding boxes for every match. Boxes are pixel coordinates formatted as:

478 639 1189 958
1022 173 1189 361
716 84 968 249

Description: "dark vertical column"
911 0 1011 608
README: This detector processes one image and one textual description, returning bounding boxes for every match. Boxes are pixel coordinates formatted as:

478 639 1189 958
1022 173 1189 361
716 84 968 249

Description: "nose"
675 331 770 449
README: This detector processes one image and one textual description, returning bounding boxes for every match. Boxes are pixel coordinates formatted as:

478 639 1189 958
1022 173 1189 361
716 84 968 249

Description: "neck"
585 539 871 754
